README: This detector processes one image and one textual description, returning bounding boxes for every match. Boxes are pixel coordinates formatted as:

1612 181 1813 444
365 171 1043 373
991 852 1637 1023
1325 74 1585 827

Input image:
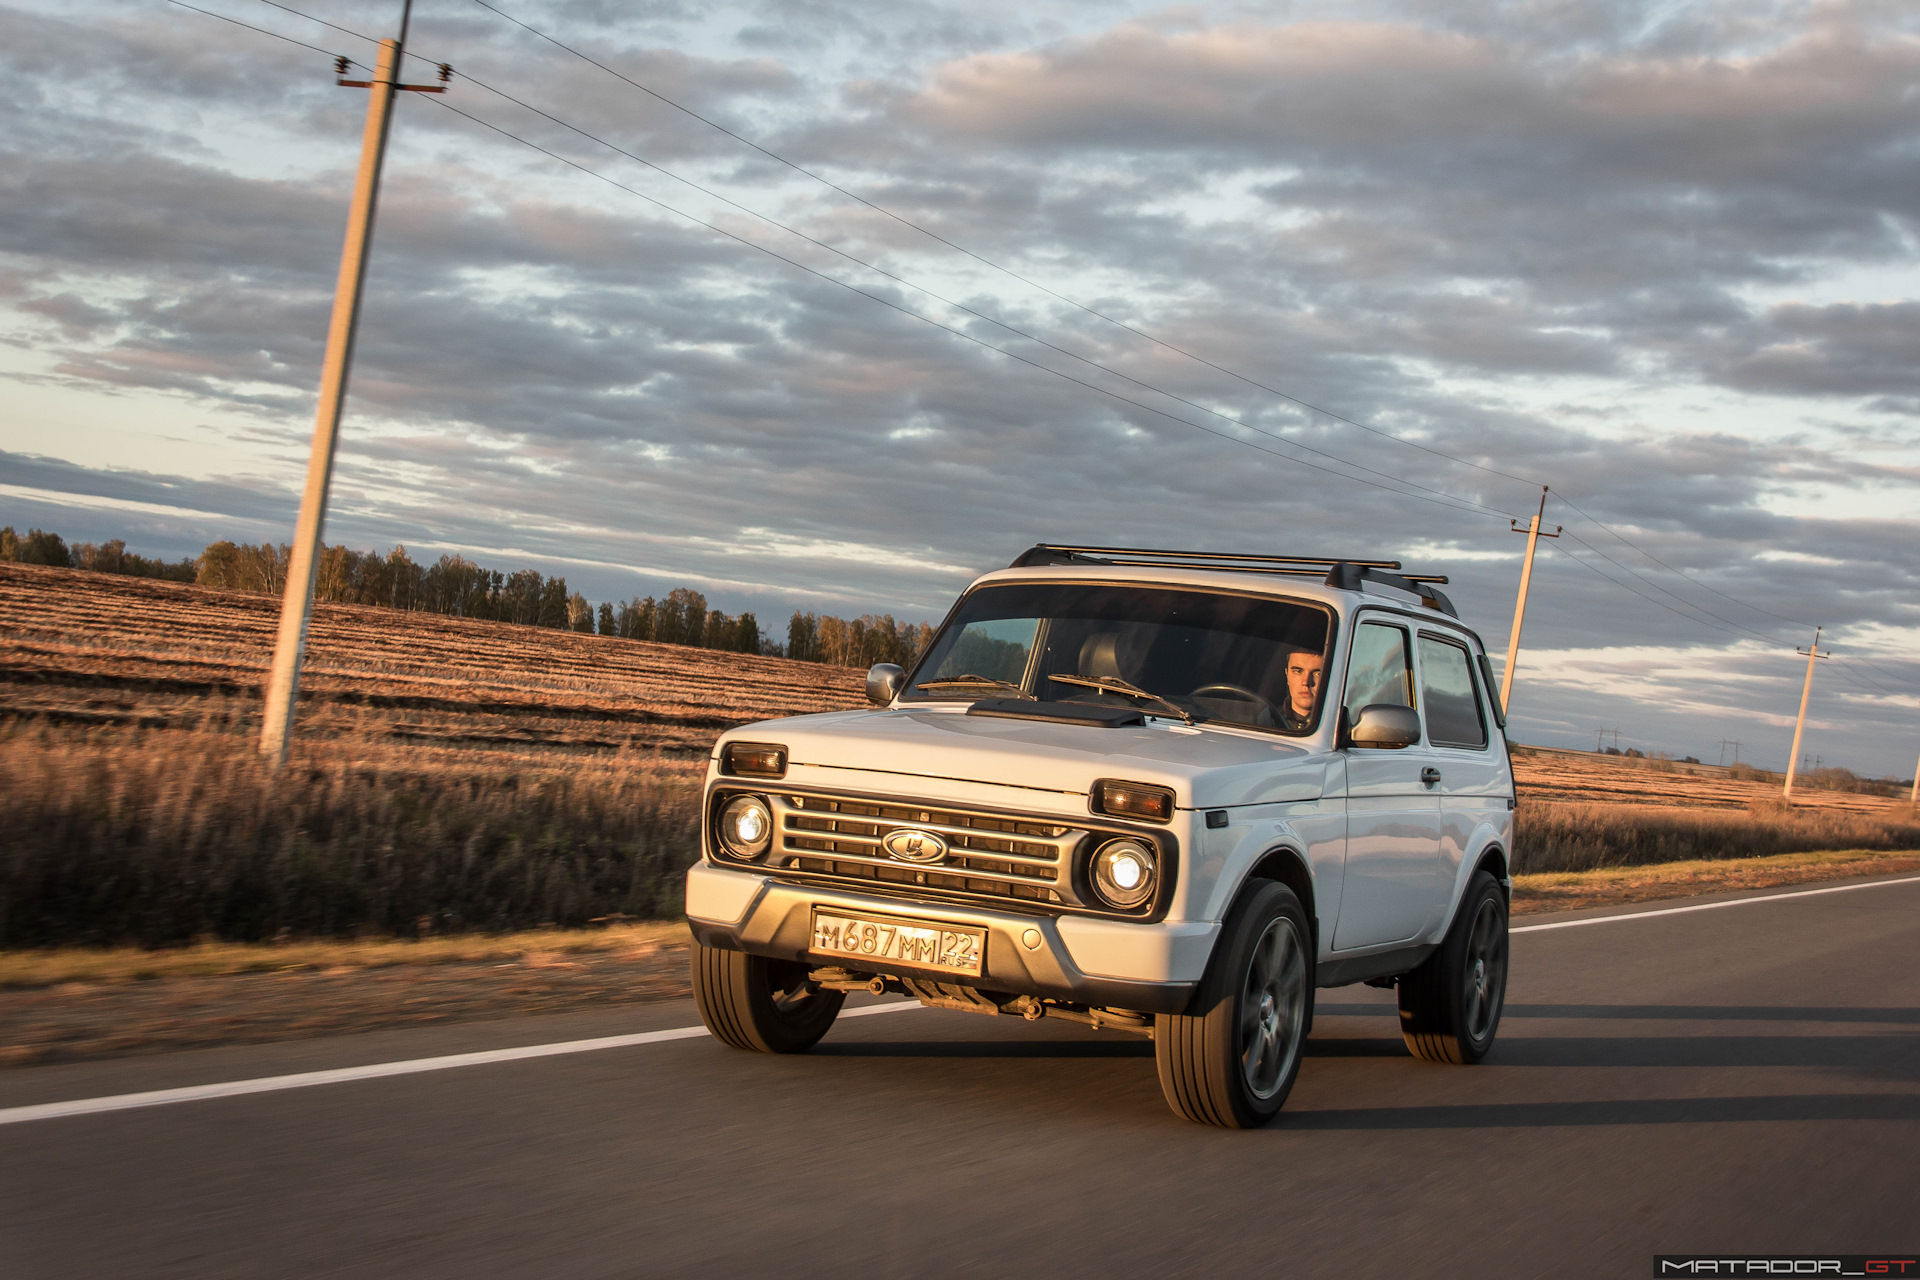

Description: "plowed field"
0 562 865 754
1510 747 1906 816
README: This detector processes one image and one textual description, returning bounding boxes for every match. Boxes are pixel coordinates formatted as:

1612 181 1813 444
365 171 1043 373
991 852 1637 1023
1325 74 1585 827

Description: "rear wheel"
1399 870 1507 1064
691 942 845 1053
1155 880 1312 1127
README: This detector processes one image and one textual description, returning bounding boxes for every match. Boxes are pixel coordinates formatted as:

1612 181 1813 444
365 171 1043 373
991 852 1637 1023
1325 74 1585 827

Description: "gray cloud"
3 0 1918 773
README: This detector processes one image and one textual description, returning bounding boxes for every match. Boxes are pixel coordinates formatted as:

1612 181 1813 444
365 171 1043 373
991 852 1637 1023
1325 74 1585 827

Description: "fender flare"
1433 827 1510 941
1226 842 1320 963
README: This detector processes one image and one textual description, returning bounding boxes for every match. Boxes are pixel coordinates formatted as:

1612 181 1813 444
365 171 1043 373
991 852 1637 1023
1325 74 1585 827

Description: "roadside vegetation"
1512 848 1920 915
0 721 706 949
1513 801 1920 874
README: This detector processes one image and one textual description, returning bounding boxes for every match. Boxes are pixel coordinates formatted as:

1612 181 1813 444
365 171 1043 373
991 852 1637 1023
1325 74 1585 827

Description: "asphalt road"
4 878 1917 1280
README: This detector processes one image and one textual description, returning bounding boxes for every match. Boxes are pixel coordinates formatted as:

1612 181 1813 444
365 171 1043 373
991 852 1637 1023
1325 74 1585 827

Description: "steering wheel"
1186 683 1278 723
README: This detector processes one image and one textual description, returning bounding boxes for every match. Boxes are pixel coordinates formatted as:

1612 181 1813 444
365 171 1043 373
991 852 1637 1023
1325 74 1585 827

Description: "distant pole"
259 2 447 763
1781 626 1829 803
1499 486 1561 713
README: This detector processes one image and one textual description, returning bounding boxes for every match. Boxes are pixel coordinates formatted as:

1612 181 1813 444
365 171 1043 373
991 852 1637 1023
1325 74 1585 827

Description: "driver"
1279 648 1325 732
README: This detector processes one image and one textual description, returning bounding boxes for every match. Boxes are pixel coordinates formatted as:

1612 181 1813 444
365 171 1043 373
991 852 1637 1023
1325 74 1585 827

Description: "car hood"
717 706 1328 809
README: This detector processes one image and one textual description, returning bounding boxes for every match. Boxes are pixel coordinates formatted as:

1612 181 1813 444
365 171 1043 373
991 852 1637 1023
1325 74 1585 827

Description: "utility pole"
259 2 447 763
1499 486 1562 714
1719 738 1740 767
1780 627 1829 803
1910 749 1918 805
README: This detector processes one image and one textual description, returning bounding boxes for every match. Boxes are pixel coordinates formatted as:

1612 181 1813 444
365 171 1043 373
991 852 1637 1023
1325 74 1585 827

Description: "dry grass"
1512 848 1920 915
0 719 707 948
1511 799 1920 874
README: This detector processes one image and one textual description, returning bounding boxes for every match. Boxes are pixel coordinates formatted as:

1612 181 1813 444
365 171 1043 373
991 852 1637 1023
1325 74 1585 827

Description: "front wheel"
1155 880 1313 1127
1398 869 1508 1064
691 942 845 1053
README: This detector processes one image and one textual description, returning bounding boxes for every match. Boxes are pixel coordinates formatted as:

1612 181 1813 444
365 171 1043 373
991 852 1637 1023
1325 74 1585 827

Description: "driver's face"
1285 652 1324 716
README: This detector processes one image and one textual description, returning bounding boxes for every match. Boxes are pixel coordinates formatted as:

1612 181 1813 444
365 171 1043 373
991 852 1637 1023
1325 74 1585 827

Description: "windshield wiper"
915 673 1035 700
1048 674 1194 725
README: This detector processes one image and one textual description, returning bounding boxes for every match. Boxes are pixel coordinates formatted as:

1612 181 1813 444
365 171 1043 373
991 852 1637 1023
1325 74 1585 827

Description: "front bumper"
686 860 1207 1016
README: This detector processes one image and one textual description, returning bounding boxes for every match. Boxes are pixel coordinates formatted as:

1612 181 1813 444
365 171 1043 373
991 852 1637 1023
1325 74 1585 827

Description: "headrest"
1078 632 1123 679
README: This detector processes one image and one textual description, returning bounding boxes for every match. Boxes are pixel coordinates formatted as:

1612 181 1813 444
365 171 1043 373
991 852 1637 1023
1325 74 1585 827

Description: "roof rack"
1008 544 1458 617
1009 544 1402 577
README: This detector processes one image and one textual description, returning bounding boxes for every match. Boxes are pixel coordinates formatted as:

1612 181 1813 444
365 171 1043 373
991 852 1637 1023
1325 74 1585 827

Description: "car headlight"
1090 837 1157 910
716 794 773 861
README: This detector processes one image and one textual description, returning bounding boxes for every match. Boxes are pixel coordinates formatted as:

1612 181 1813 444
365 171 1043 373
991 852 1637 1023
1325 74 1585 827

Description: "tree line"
1 527 196 581
3 524 931 666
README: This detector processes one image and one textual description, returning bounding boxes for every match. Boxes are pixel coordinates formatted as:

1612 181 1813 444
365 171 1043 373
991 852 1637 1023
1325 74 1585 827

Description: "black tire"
1399 869 1508 1064
691 942 845 1054
1155 880 1313 1128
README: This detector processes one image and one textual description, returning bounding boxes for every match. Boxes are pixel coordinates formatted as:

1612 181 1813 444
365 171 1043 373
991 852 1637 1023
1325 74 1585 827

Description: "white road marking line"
12 873 1916 1127
0 1001 925 1128
1512 873 1920 933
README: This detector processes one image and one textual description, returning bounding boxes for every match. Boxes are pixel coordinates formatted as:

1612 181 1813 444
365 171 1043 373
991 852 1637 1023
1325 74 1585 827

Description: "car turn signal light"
723 742 788 778
1093 779 1174 823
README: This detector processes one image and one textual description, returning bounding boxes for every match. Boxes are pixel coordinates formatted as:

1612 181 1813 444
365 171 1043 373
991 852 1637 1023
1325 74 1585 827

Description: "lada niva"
686 544 1515 1127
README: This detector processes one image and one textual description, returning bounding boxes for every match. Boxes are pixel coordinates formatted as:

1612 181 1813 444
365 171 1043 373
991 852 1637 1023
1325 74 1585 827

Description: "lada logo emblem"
882 828 948 863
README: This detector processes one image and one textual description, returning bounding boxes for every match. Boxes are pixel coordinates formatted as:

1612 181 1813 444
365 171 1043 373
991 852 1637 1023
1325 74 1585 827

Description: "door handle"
1420 766 1442 786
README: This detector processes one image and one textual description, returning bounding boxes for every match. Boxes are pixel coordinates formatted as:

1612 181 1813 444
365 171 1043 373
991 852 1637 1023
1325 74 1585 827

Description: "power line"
161 0 360 63
248 0 375 44
464 0 1548 494
1549 490 1816 631
462 0 1901 669
1542 539 1774 646
256 0 1868 676
187 0 1505 519
429 98 1517 520
1541 541 1913 708
439 67 1525 522
167 0 1920 694
1558 527 1791 646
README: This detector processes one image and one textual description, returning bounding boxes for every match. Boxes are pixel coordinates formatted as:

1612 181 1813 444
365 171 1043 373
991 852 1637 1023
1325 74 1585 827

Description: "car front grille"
770 792 1083 907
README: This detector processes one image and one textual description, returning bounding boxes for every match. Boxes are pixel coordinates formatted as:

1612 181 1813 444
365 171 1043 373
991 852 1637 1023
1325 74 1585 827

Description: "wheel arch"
1474 844 1509 898
1241 843 1320 960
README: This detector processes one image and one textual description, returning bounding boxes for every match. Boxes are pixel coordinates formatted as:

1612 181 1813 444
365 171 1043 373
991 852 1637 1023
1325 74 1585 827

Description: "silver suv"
686 545 1515 1127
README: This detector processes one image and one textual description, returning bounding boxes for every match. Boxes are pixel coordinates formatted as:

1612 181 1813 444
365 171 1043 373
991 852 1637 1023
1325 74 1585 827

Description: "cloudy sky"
4 0 1919 774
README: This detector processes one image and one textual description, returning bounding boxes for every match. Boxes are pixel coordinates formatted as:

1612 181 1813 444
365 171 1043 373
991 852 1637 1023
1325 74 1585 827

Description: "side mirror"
866 663 906 706
1347 703 1421 749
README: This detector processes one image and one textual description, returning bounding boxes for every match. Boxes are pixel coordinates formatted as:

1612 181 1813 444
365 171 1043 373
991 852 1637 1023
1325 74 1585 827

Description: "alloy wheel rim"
1463 898 1507 1041
1239 916 1307 1099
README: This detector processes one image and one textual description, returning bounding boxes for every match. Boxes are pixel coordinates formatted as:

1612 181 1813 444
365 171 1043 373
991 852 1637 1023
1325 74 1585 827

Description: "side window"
1418 635 1488 750
1345 622 1414 714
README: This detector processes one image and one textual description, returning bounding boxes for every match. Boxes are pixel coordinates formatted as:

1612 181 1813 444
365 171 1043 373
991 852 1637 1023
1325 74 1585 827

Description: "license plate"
809 910 985 977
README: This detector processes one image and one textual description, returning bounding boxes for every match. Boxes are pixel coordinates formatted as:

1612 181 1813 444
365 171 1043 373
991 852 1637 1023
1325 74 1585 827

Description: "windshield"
904 582 1333 735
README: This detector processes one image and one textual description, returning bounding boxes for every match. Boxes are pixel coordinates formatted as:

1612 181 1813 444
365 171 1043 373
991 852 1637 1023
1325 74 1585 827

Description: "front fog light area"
717 794 773 860
1090 837 1157 909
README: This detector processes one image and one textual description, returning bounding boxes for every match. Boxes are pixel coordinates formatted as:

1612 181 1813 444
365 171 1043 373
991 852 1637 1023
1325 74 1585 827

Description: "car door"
1415 631 1504 934
1333 617 1444 950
